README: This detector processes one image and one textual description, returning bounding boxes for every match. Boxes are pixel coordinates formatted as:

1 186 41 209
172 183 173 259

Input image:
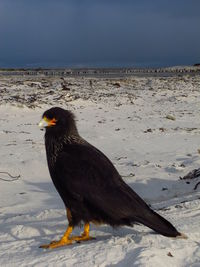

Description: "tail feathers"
137 209 182 238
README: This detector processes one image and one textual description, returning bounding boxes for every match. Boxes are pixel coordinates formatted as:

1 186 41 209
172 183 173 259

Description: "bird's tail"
137 209 187 239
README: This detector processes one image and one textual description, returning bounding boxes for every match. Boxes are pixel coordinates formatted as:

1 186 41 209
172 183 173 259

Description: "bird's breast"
45 137 64 169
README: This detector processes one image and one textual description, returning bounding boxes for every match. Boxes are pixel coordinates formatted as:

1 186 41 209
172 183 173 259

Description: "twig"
121 173 135 178
0 171 20 182
194 181 200 190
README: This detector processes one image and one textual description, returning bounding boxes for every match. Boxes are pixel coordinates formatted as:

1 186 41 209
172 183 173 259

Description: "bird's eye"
49 118 57 126
49 118 57 125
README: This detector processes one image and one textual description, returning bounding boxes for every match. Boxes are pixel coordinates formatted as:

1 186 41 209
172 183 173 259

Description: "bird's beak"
38 117 57 128
38 117 49 128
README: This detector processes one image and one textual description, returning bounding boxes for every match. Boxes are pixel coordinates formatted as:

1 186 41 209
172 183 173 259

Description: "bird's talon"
70 235 95 242
39 239 73 249
50 240 57 244
39 244 50 249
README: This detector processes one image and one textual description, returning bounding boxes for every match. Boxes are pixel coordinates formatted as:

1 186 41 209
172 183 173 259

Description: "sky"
0 0 199 68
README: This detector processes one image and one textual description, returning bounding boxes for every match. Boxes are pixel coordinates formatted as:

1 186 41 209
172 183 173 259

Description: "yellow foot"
39 238 73 249
70 234 95 242
39 223 94 248
69 222 95 243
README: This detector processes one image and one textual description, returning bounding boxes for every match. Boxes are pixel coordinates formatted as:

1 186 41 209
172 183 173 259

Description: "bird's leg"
66 208 94 241
40 208 94 248
80 223 94 240
39 225 73 249
70 223 95 242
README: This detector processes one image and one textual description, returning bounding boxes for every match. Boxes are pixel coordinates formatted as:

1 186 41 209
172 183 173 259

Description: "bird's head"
39 107 78 136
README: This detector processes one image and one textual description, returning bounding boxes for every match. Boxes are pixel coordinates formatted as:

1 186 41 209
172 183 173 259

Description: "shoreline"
0 66 200 77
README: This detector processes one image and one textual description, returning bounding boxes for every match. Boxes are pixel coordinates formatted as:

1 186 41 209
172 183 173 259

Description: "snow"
0 74 200 266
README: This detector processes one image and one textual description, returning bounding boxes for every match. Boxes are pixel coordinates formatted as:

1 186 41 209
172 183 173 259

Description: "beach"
0 72 200 266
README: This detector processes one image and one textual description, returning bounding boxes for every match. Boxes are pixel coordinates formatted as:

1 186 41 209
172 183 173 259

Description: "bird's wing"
54 143 149 221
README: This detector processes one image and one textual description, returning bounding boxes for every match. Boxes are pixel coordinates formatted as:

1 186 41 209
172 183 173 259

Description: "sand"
0 73 200 266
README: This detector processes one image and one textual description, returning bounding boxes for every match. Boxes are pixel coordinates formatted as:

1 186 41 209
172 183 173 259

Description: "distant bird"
39 107 186 249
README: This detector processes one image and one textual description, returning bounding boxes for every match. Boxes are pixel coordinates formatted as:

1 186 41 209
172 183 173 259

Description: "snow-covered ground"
0 74 200 266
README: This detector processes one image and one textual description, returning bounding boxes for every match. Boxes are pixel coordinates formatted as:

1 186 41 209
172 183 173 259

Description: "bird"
38 107 186 249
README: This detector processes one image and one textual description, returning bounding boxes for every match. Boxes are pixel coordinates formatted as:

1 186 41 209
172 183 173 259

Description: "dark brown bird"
39 107 186 249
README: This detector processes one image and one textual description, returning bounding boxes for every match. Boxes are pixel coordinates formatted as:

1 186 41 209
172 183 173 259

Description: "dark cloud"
0 0 199 67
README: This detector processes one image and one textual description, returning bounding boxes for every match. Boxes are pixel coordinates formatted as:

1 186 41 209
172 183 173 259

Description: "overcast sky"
0 0 199 68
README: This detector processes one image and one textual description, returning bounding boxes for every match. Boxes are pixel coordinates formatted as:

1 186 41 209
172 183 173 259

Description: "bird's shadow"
127 175 199 209
25 180 64 209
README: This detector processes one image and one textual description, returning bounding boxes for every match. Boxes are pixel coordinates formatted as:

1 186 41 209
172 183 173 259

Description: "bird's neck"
45 134 62 167
45 132 83 168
